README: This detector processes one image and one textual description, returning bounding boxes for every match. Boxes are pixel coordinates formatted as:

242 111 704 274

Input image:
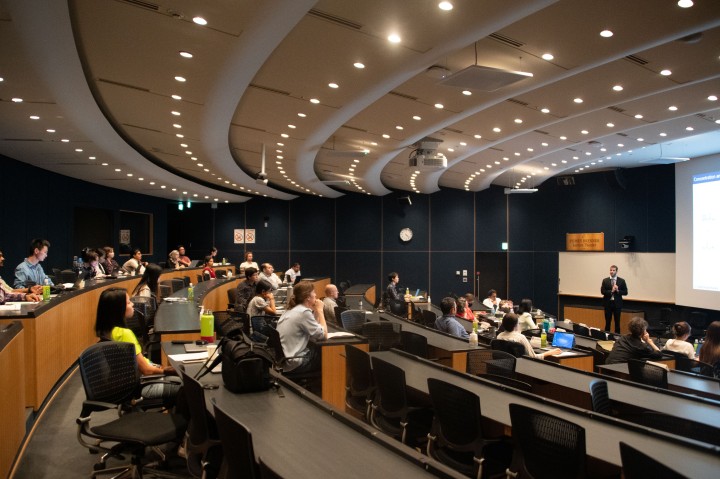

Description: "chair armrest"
79 400 120 417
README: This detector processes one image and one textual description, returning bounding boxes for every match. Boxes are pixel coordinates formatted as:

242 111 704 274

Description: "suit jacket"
601 276 627 308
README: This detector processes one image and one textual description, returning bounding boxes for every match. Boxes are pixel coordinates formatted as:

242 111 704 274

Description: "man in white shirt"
284 262 301 284
259 263 281 290
322 283 339 324
482 289 501 310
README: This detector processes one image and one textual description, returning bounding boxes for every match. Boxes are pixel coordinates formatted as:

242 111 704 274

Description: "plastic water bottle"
469 320 479 347
540 330 548 348
187 283 194 301
200 308 215 343
359 299 363 310
42 278 51 301
427 295 432 310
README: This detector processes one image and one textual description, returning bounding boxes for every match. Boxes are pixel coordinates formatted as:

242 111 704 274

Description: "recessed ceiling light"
492 127 501 132
668 105 678 111
328 83 338 89
185 151 192 155
179 51 193 58
173 123 182 128
659 132 667 137
438 1 453 11
637 138 644 142
281 133 289 138
171 111 181 116
677 0 694 8
192 16 207 25
388 33 401 43
114 168 121 172
288 124 296 129
560 136 567 140
382 134 390 139
11 98 22 102
686 126 694 131
708 95 718 101
353 62 365 69
573 98 583 103
541 142 548 147
541 108 550 114
102 163 108 166
514 118 522 124
197 163 204 167
634 114 643 119
61 138 70 142
0 77 3 82
127 173 133 177
46 129 55 133
309 98 320 104
412 115 421 120
474 134 481 139
174 76 186 82
161 185 167 189
612 85 623 91
541 53 554 61
395 125 403 130
434 103 444 109
581 130 589 135
607 123 614 127
277 142 284 146
448 148 454 152
460 142 467 146
462 90 472 96
75 148 83 152
89 156 95 160
660 69 672 76
618 143 624 147
600 30 613 38
172 94 182 100
297 112 306 117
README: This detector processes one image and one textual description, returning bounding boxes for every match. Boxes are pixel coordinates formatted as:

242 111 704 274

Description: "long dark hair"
95 288 128 337
132 263 162 296
699 321 720 365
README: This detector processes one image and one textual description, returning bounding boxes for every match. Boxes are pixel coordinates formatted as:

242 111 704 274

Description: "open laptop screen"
551 331 575 349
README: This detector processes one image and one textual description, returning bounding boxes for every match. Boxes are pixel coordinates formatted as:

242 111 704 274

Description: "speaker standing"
601 265 628 333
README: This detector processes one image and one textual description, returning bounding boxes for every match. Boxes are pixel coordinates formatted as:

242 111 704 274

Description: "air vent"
341 124 368 132
248 83 291 96
308 9 362 30
489 33 525 48
98 78 150 92
443 127 463 134
607 106 625 113
533 129 549 135
489 146 504 152
624 54 648 66
118 0 159 11
506 98 529 107
617 132 628 137
388 90 418 101
233 123 267 133
123 123 163 133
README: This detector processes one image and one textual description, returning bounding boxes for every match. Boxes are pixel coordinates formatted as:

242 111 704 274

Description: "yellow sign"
566 233 604 251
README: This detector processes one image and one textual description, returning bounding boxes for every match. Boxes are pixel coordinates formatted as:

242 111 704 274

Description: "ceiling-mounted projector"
409 137 447 169
256 172 268 185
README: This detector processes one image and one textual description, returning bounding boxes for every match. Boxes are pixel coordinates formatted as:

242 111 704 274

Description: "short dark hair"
95 288 128 338
28 238 50 256
440 297 456 315
204 255 213 264
501 313 519 332
131 248 142 256
519 298 533 314
671 321 691 338
388 272 398 282
487 289 496 297
255 279 273 295
628 317 648 338
244 267 258 279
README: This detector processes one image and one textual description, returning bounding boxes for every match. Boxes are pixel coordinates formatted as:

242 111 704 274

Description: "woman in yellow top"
95 288 179 404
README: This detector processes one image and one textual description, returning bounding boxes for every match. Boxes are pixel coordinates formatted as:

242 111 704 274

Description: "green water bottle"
540 330 547 348
42 278 51 301
187 283 194 301
200 309 215 343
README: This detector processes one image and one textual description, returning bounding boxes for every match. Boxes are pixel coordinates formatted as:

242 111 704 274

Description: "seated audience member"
14 238 54 288
259 263 281 290
74 248 99 279
434 297 469 340
101 246 120 276
276 281 327 373
246 279 277 318
167 250 182 269
606 317 662 364
322 284 339 324
239 251 259 274
699 321 720 378
209 246 218 262
202 256 216 279
235 267 259 312
497 313 562 359
95 288 179 404
482 289 501 311
385 272 401 308
517 298 538 331
177 245 191 267
122 248 147 276
663 321 695 359
455 297 475 322
284 262 301 283
131 263 162 299
0 249 41 296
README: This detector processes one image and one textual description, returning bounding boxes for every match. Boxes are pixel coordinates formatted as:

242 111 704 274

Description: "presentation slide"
676 154 720 310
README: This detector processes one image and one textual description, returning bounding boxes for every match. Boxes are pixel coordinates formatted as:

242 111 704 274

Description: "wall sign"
566 232 604 251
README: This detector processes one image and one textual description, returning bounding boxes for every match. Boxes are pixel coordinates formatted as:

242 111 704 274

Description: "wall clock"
399 227 413 242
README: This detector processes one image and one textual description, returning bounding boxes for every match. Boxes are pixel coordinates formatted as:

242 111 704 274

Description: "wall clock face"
400 227 413 242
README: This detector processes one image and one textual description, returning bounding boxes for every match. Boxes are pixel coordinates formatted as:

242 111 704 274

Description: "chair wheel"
93 463 106 471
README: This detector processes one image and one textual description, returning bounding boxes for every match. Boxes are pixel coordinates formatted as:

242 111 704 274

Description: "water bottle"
187 283 194 301
540 329 547 348
427 295 432 310
469 320 479 347
200 308 215 343
694 339 698 353
358 299 363 310
42 278 51 301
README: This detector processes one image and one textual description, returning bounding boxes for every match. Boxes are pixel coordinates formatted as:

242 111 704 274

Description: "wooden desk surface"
178 362 463 479
371 350 720 478
597 362 720 400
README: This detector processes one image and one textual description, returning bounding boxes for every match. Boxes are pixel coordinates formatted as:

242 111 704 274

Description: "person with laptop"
434 297 469 340
0 249 41 303
497 314 562 359
284 262 301 284
177 245 191 268
14 238 54 289
606 317 662 364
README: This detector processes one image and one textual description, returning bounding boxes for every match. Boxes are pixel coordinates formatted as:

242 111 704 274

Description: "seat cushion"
92 412 187 445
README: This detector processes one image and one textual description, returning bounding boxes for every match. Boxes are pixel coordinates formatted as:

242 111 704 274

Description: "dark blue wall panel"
383 193 429 252
431 252 475 301
336 193 382 250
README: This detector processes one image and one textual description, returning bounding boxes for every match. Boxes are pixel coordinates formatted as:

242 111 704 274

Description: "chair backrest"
591 348 608 370
479 374 532 392
427 377 483 448
627 359 668 388
159 284 172 300
490 339 526 358
345 345 374 397
388 299 406 318
60 269 77 283
370 356 408 414
196 274 204 283
78 341 139 405
340 309 367 334
333 306 348 326
180 371 214 449
361 321 401 352
400 331 429 358
466 349 516 376
124 309 148 345
590 328 608 340
633 411 720 447
619 442 687 479
263 327 285 364
675 357 714 377
130 295 157 325
588 379 612 415
212 402 259 479
227 288 238 308
508 403 587 479
338 280 351 294
572 323 591 337
419 309 437 328
688 311 708 329
250 316 277 343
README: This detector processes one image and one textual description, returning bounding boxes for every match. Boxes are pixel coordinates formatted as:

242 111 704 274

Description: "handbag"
221 331 276 393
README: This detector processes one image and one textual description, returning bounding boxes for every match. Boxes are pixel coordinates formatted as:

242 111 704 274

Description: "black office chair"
591 347 608 372
632 411 720 447
213 310 244 338
180 371 223 478
647 307 672 338
60 269 77 283
196 274 204 283
627 359 668 389
161 278 184 293
344 345 375 422
572 323 591 337
333 305 348 327
490 339 526 358
400 331 429 359
361 321 401 352
588 379 614 416
388 299 407 318
506 403 587 479
340 309 367 334
264 327 321 393
590 328 609 340
674 356 714 377
212 402 260 479
478 374 532 392
227 288 238 311
369 356 433 447
426 378 512 479
419 309 437 328
688 311 708 340
76 342 187 478
466 349 516 377
159 284 173 300
619 442 687 479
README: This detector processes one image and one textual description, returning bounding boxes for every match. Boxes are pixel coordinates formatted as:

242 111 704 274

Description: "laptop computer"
188 259 201 267
549 331 575 351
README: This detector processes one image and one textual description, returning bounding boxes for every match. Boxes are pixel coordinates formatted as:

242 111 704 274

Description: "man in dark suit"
601 265 628 333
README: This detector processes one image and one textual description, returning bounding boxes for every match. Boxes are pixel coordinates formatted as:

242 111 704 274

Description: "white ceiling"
1 0 719 203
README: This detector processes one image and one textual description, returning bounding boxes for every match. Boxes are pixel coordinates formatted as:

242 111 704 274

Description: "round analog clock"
399 227 413 242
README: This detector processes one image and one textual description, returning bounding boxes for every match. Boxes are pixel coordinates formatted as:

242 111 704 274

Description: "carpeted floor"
12 367 190 478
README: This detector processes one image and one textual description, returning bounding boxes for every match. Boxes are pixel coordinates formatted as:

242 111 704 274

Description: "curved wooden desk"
0 322 25 479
